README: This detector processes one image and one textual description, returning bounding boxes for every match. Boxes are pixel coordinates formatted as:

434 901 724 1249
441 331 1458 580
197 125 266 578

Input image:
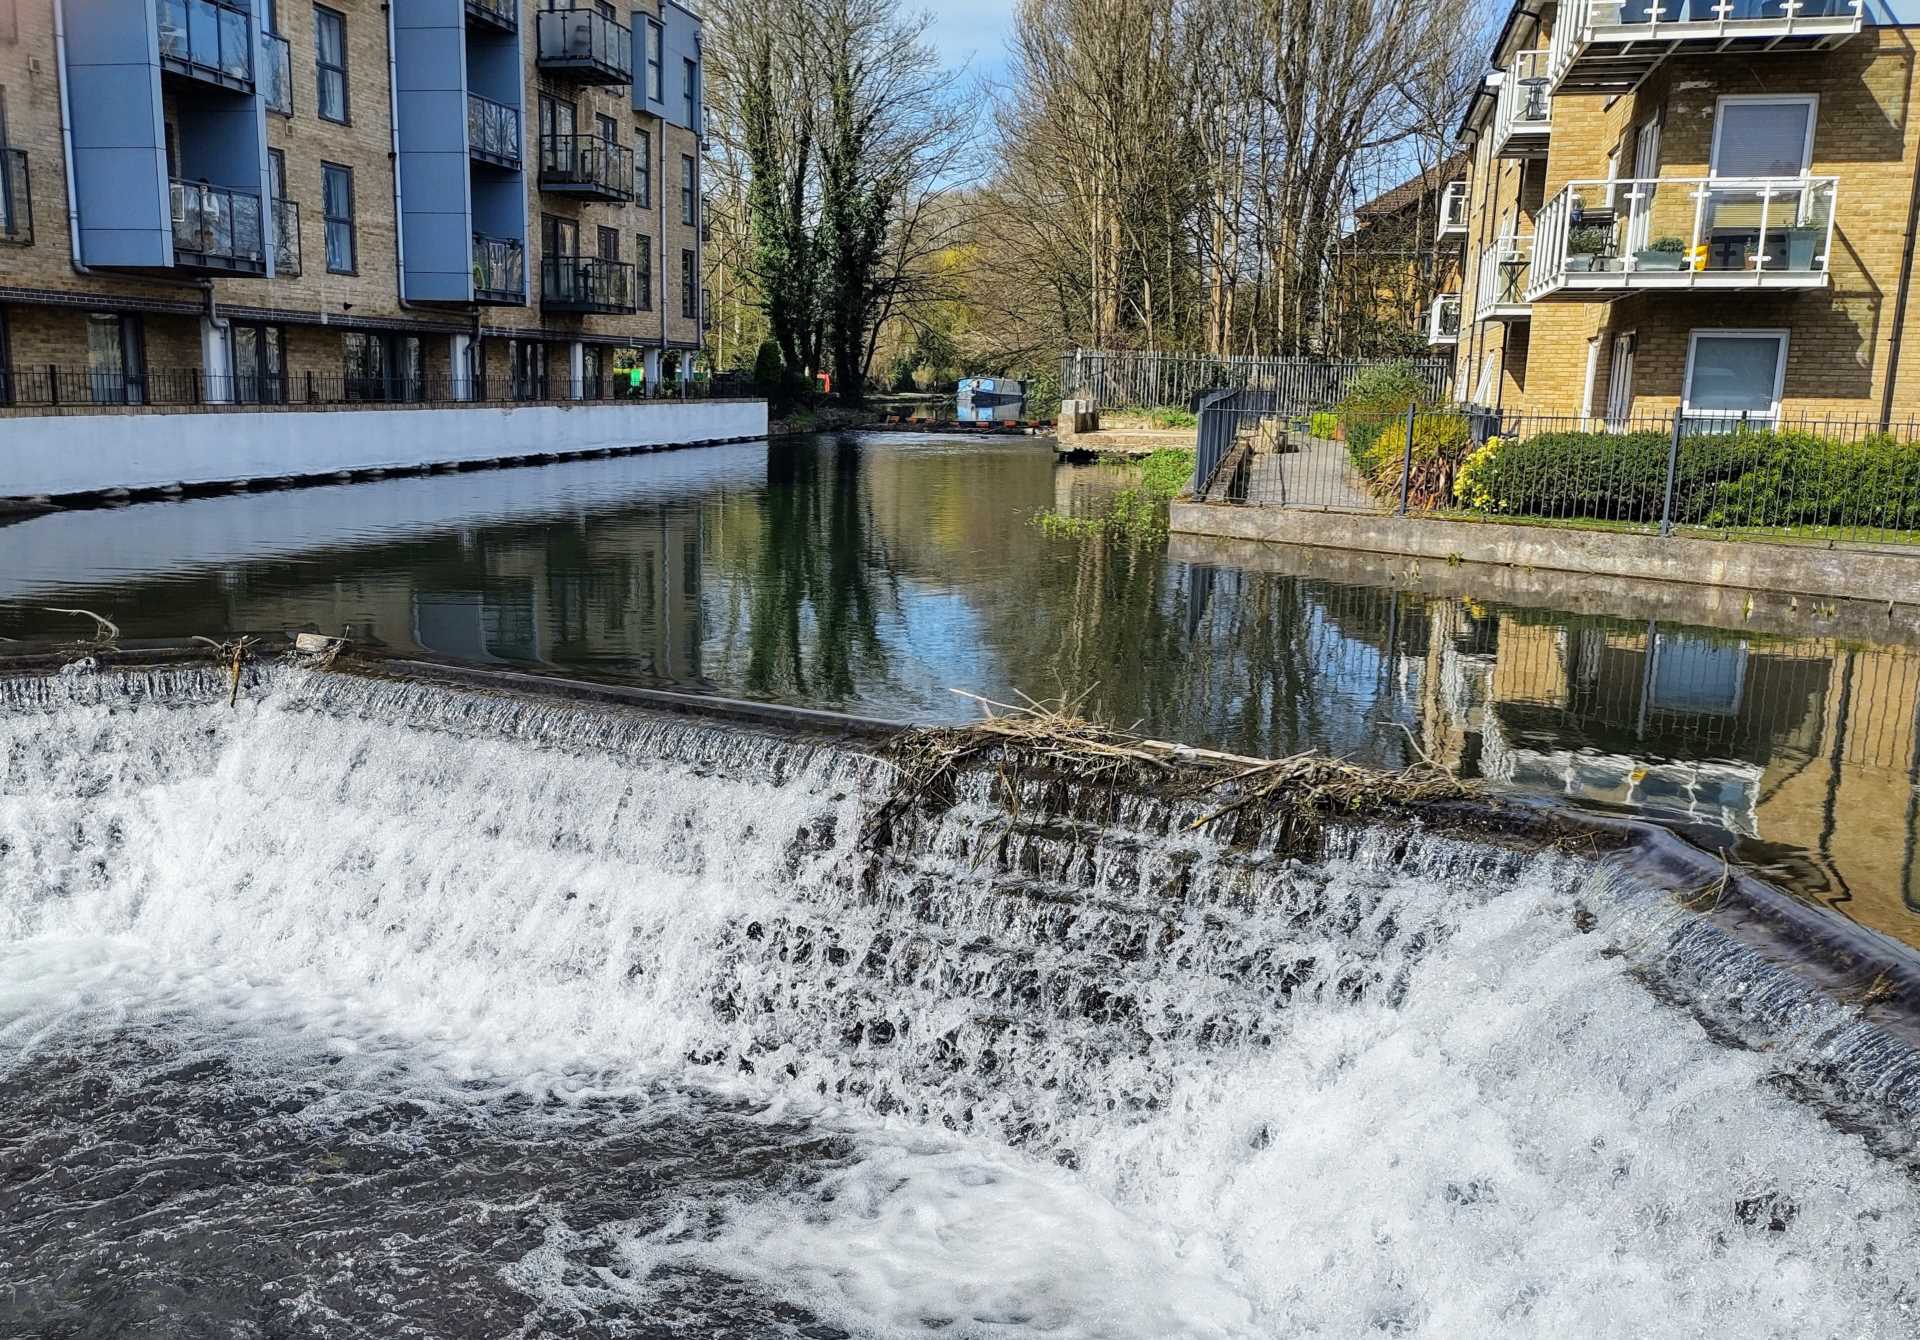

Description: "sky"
924 0 1019 83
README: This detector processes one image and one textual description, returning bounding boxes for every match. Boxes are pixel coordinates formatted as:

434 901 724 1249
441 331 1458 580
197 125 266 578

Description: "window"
597 225 619 260
1711 95 1816 178
596 114 618 145
636 233 652 311
594 1 615 20
344 331 423 401
262 0 280 33
680 154 695 226
683 56 698 131
508 339 549 400
539 93 576 143
314 6 348 123
322 162 354 272
680 247 695 318
230 322 285 403
636 128 651 207
581 342 603 399
543 213 579 257
644 20 663 102
1605 333 1635 428
86 313 145 405
267 148 287 202
1683 329 1787 429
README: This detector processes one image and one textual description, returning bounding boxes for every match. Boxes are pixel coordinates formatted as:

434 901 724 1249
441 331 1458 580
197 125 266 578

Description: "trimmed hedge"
1452 427 1920 531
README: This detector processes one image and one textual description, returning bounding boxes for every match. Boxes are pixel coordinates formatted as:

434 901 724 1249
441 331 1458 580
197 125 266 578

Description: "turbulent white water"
4 663 1920 1337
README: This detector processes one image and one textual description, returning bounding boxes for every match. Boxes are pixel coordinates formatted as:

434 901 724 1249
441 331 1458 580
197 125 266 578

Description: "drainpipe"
1880 133 1920 429
382 2 422 314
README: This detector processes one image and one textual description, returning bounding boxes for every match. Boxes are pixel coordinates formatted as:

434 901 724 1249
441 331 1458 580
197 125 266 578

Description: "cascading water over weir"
5 650 1920 1337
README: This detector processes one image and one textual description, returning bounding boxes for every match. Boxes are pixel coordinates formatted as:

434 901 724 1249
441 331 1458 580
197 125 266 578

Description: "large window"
322 162 354 273
314 6 348 123
636 128 651 207
344 331 423 401
637 233 652 311
230 322 285 403
680 155 695 226
85 313 145 405
508 339 550 400
644 19 663 102
1683 329 1788 429
683 56 698 131
680 247 696 319
1710 95 1816 178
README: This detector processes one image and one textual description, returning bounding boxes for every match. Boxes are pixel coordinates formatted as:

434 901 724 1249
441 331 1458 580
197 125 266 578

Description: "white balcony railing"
1475 235 1533 321
1528 176 1836 300
1427 294 1462 344
1549 0 1864 90
1437 180 1469 241
1491 48 1551 157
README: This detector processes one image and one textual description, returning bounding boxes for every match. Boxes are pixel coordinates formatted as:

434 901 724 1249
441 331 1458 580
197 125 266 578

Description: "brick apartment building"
0 0 705 406
1437 0 1920 426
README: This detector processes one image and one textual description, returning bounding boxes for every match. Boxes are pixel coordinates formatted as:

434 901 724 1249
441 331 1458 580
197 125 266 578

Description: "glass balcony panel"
272 198 300 274
468 94 521 165
217 3 250 81
263 33 292 113
157 0 190 61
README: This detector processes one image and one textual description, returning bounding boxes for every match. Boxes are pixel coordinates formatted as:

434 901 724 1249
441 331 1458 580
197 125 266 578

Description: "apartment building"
0 0 706 406
1333 151 1469 355
1440 0 1920 425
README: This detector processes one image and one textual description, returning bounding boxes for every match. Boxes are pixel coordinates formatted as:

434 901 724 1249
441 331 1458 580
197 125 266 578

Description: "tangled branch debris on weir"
870 689 1483 853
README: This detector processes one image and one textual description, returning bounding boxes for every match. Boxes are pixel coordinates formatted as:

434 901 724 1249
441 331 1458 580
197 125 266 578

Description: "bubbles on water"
6 665 1920 1337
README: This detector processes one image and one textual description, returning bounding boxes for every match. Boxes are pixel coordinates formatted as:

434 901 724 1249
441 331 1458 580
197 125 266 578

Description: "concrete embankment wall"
1168 501 1920 610
0 399 769 500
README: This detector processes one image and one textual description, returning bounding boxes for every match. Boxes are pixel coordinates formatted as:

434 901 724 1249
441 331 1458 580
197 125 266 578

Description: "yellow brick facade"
1450 12 1920 423
0 0 703 400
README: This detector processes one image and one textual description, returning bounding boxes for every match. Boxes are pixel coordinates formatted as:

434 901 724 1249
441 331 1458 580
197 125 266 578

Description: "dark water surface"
2 430 1917 947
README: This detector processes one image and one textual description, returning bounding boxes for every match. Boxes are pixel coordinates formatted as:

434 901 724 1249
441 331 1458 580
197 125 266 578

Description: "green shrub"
1308 411 1339 439
752 339 785 392
1366 411 1475 508
1336 362 1437 471
1450 426 1920 531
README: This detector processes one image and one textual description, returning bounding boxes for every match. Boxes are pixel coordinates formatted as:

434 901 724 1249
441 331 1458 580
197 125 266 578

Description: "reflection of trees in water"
746 440 893 700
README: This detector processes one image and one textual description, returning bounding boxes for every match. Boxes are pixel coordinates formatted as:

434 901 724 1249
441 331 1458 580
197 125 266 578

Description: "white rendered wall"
0 399 769 498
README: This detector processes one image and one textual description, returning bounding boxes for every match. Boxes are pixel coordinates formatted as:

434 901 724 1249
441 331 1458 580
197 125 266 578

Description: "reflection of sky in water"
0 434 1916 947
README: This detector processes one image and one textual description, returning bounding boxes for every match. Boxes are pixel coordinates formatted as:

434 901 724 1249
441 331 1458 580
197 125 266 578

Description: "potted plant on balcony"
1564 224 1614 272
1633 235 1690 272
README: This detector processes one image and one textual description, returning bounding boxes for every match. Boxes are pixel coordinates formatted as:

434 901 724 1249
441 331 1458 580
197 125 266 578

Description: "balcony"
2 148 30 246
465 0 517 32
468 93 522 169
1475 235 1533 321
1548 0 1864 93
1427 294 1462 345
538 134 635 201
473 233 527 304
1528 176 1836 300
536 7 634 85
262 31 291 114
543 256 637 314
1491 49 1551 159
1437 180 1469 242
272 197 300 276
155 0 254 93
170 179 266 273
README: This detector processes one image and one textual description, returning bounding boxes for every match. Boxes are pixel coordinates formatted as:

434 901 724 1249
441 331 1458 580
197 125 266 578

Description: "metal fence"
0 365 741 412
1062 348 1451 412
1195 396 1920 549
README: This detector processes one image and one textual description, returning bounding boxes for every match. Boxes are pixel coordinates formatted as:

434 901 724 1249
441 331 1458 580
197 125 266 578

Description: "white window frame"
1682 328 1789 425
1709 94 1817 178
1581 335 1602 423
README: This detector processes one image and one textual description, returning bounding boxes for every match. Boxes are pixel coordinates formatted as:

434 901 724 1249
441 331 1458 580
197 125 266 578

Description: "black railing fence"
1063 348 1451 413
1193 394 1920 548
0 365 739 411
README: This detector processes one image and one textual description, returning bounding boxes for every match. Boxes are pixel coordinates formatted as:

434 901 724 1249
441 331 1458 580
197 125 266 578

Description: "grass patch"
1034 448 1196 542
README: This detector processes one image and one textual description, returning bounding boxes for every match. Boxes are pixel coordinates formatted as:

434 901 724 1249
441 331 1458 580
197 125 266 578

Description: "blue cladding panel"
660 1 700 131
63 0 170 266
394 0 479 301
1865 0 1920 22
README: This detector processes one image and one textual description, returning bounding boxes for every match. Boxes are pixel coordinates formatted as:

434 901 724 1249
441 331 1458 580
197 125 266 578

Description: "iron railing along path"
1063 349 1451 413
1190 393 1920 551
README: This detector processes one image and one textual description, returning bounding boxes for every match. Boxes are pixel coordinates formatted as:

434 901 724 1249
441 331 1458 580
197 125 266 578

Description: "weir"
7 653 1920 1334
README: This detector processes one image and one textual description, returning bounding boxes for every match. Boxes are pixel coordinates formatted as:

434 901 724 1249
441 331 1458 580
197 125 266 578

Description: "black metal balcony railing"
465 0 517 31
536 7 634 84
262 31 292 114
537 134 635 200
156 0 254 90
467 93 522 168
543 255 636 313
272 197 300 275
473 233 527 302
1 147 31 246
170 178 266 273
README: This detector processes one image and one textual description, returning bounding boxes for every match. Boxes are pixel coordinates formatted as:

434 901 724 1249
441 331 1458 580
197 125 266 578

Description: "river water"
2 432 1915 951
6 432 1920 1334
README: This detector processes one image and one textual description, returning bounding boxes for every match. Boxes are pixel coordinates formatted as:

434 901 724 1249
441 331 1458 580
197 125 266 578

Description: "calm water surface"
2 431 1917 947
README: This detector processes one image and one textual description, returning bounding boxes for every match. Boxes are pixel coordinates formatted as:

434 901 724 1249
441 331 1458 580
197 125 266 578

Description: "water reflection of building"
1420 604 1920 943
